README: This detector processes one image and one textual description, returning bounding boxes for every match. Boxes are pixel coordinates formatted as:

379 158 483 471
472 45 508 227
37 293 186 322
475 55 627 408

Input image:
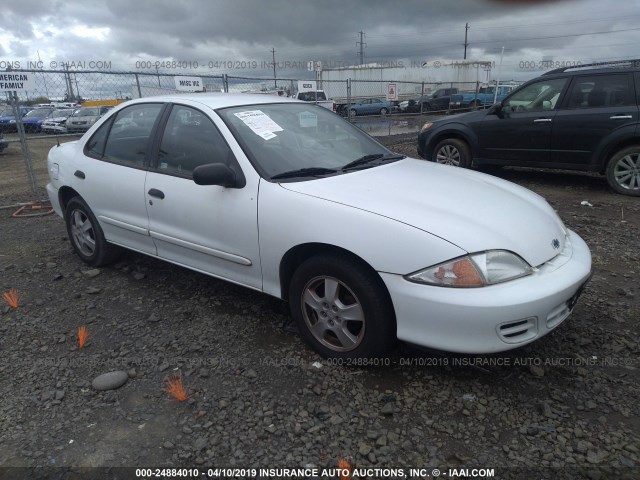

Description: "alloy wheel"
70 209 96 256
613 153 640 192
301 276 365 352
436 144 461 166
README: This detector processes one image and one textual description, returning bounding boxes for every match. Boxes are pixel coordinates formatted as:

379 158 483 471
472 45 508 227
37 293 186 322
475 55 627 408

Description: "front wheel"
349 108 357 117
606 147 640 196
433 138 471 168
289 254 396 359
380 107 388 115
65 197 121 266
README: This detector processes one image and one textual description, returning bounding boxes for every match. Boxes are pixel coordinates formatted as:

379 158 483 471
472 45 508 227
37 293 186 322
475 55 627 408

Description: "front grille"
497 317 538 344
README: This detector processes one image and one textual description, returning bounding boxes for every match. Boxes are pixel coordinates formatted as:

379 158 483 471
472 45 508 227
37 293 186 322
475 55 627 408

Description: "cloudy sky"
1 0 639 85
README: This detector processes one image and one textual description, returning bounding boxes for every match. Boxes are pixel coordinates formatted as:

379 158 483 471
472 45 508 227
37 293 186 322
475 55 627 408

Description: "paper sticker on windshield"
234 110 283 140
298 111 317 128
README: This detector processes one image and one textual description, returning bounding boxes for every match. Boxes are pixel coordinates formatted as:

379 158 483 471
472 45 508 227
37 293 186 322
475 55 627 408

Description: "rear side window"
566 74 634 109
85 103 163 167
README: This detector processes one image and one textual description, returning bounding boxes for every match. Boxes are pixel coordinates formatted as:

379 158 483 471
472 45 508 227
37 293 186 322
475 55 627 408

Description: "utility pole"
357 31 366 65
271 48 277 88
464 23 470 59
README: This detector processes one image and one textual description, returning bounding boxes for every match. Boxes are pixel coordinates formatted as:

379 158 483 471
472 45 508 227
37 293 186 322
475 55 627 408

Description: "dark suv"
417 60 640 196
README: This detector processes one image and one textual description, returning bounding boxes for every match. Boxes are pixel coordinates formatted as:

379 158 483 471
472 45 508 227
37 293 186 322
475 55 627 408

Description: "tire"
289 254 396 359
423 102 433 112
65 196 121 266
470 100 481 110
350 108 357 117
380 107 388 115
433 138 471 168
606 146 640 196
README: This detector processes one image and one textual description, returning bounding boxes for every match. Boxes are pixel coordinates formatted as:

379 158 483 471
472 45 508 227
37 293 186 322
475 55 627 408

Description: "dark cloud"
0 0 638 80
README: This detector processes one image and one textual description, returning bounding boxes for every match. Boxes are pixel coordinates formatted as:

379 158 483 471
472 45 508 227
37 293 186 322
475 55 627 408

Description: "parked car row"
0 104 113 134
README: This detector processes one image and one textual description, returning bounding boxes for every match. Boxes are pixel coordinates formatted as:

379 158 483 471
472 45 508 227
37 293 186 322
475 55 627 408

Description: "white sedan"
46 93 592 358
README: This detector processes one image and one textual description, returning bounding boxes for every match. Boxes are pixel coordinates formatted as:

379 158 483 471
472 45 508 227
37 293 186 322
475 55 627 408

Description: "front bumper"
380 230 592 354
42 125 68 134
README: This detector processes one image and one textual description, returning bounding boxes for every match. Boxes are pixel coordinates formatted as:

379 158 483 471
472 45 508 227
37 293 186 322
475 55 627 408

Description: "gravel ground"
0 136 638 480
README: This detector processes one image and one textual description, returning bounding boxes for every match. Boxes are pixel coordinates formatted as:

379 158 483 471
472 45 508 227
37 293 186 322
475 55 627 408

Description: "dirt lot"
0 135 638 479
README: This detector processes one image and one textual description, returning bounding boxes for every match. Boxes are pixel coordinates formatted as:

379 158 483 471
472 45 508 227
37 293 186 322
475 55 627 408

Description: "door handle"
610 115 633 119
147 188 165 199
533 118 552 123
74 170 85 179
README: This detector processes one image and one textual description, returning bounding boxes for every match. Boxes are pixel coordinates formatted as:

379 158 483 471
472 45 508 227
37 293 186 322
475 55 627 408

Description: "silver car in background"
41 109 75 134
66 106 112 133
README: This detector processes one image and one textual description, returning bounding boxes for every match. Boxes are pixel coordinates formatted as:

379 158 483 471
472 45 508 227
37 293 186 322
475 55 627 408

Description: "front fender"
424 123 480 160
258 181 466 299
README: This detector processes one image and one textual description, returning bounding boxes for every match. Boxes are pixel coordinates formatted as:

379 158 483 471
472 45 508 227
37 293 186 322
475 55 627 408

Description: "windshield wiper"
271 167 338 180
341 154 406 172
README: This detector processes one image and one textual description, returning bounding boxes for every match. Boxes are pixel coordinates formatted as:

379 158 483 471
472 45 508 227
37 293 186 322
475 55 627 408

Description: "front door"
478 77 568 164
145 103 262 289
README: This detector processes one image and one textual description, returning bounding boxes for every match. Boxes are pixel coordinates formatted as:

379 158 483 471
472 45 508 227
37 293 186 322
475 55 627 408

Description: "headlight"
420 122 433 132
406 250 532 288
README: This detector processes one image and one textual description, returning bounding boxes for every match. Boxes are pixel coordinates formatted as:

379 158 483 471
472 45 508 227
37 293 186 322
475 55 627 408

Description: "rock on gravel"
92 371 129 391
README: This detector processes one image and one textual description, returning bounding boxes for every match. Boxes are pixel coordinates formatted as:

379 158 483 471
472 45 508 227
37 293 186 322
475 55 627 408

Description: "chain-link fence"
0 69 516 202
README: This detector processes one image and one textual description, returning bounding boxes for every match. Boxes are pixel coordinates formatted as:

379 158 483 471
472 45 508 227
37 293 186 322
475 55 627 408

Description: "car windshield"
218 103 395 180
73 108 99 117
24 108 52 118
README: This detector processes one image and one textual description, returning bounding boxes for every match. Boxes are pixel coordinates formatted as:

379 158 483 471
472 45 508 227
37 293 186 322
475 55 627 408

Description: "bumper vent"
546 302 571 329
497 317 538 344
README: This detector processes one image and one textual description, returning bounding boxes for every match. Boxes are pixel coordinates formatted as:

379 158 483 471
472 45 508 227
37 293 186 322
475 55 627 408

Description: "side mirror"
193 163 244 188
488 104 502 115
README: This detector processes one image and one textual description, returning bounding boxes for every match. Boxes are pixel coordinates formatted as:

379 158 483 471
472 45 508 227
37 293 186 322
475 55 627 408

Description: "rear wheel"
380 107 389 115
289 254 396 359
433 138 471 168
606 146 640 196
65 197 122 266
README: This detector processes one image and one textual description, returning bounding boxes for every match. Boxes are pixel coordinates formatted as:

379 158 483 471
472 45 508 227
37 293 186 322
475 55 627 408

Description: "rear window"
298 92 327 101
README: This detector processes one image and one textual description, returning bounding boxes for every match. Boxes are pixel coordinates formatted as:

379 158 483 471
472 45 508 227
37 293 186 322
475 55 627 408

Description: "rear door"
77 103 165 254
549 73 638 167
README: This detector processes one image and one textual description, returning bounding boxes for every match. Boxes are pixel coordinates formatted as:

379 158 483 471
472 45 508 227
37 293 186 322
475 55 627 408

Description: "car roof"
124 93 300 110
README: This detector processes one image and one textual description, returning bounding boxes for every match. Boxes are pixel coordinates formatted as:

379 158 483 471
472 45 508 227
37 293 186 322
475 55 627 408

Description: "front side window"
566 74 633 109
156 105 233 176
85 103 162 166
503 78 568 112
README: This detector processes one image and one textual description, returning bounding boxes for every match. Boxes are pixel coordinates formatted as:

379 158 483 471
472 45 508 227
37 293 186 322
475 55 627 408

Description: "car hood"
280 158 567 267
45 116 69 122
435 109 488 124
